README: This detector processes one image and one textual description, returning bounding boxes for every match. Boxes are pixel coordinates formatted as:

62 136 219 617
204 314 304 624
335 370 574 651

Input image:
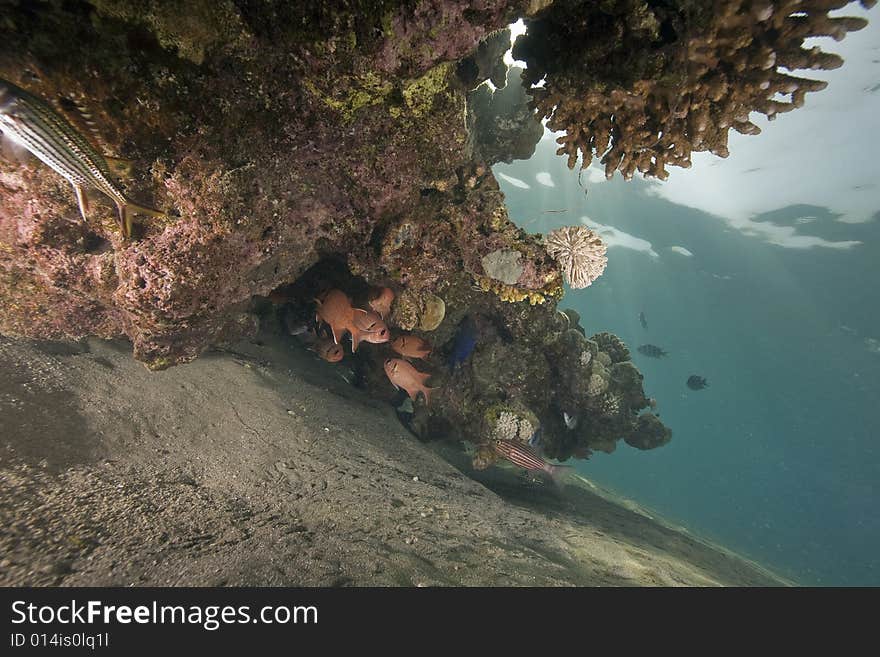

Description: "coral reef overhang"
0 0 555 368
0 1 867 461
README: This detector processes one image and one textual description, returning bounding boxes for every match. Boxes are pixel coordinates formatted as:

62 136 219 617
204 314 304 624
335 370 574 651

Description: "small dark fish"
448 315 477 370
639 311 648 329
527 428 542 449
288 321 344 362
687 375 709 390
637 344 668 358
0 78 164 239
541 209 568 214
491 439 569 487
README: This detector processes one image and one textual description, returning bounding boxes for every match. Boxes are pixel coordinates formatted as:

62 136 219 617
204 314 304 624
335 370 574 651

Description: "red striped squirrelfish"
490 439 569 486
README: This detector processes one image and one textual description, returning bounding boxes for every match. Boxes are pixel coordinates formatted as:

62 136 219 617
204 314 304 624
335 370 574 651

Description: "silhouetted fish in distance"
639 311 648 329
637 344 668 358
687 375 709 390
448 315 477 370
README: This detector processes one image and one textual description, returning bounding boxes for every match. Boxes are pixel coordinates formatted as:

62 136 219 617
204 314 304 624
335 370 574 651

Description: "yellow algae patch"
304 73 393 123
474 275 562 305
402 62 453 118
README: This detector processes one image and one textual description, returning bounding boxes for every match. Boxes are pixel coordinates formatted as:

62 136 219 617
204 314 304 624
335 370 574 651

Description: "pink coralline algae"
0 0 536 369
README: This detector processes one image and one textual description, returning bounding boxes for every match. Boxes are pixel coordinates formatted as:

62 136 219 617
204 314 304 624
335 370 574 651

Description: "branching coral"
515 0 874 180
543 226 607 289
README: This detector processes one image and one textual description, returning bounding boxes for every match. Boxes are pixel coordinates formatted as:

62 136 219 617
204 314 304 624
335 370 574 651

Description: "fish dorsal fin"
55 92 109 154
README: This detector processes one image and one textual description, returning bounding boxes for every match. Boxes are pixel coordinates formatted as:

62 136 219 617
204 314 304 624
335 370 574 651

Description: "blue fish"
527 427 543 449
448 316 477 370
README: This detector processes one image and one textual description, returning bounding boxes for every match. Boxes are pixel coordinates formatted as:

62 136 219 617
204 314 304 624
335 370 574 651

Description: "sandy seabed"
0 334 786 586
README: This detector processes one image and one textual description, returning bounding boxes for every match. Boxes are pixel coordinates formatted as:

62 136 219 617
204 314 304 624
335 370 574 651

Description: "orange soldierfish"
390 335 432 360
313 337 344 363
351 321 390 352
350 307 390 352
383 358 435 405
315 289 355 345
369 287 395 319
352 308 384 332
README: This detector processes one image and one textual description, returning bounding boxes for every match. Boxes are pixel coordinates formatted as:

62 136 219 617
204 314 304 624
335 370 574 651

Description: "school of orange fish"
287 285 566 480
309 287 436 405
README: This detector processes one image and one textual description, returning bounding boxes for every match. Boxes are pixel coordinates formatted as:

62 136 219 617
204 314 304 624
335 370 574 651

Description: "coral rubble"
514 0 873 180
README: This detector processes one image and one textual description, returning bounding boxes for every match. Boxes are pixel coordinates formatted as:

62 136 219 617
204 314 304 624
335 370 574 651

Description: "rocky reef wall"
0 0 545 368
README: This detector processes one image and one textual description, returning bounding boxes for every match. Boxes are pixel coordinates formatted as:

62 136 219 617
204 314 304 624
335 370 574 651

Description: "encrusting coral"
544 226 608 289
514 0 874 180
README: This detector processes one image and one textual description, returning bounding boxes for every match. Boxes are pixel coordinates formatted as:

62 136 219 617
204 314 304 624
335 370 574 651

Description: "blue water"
495 137 880 586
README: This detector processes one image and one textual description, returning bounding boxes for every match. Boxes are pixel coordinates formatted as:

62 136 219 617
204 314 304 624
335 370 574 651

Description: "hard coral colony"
515 0 875 180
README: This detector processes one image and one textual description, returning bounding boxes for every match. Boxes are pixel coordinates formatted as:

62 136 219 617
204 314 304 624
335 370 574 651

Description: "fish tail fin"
118 200 166 240
420 386 435 406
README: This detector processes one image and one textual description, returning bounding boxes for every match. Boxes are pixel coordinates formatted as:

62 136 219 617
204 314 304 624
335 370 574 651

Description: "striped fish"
490 438 569 486
0 78 164 239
